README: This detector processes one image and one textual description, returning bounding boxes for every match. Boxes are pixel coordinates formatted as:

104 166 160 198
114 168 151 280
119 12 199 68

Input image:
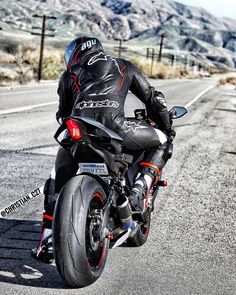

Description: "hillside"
0 0 236 70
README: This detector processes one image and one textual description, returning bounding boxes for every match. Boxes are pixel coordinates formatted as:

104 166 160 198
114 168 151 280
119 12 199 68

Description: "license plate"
79 163 108 175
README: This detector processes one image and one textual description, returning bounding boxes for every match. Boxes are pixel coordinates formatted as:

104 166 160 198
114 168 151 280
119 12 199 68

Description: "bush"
0 42 65 85
226 76 236 85
0 71 12 84
131 58 190 79
11 44 38 83
42 54 63 80
218 76 236 86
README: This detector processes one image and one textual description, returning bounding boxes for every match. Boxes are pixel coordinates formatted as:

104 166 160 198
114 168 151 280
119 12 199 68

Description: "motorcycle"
52 106 188 288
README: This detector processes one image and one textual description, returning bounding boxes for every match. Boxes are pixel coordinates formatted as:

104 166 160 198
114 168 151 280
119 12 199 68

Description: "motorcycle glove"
165 128 176 142
56 111 65 125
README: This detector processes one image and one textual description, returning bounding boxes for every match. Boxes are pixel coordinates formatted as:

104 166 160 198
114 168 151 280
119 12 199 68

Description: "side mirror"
169 106 188 119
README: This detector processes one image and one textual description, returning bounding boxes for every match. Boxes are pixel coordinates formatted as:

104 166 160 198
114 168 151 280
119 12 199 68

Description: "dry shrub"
0 71 12 84
0 43 65 85
12 44 38 83
131 58 190 79
131 58 151 76
0 67 18 85
42 50 65 80
218 78 227 85
226 76 236 85
218 76 236 86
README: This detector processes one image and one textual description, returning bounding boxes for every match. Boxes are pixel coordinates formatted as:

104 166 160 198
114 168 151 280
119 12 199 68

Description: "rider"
32 36 175 262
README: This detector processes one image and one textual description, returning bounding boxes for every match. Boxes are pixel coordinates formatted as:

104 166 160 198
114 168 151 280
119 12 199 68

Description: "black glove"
56 111 65 125
164 128 176 142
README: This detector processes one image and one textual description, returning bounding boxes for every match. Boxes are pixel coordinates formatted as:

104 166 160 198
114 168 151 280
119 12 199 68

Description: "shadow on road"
0 218 67 289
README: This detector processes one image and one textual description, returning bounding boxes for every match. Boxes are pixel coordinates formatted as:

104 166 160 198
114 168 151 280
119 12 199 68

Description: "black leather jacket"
56 50 172 133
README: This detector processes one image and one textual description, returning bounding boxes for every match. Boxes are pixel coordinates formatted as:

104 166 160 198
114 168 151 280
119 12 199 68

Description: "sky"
176 0 236 19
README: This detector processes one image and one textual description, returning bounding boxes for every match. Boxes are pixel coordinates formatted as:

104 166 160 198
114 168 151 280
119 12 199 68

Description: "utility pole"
150 48 155 76
38 14 45 82
198 63 202 72
118 39 122 58
146 48 153 60
31 14 56 82
191 60 196 72
158 33 165 62
146 48 157 76
184 56 188 71
113 38 128 58
171 54 175 67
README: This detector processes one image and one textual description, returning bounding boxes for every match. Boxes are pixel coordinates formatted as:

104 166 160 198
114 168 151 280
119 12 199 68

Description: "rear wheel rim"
86 193 106 269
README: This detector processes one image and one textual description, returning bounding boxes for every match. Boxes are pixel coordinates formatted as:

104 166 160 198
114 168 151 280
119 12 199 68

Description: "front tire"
53 175 109 288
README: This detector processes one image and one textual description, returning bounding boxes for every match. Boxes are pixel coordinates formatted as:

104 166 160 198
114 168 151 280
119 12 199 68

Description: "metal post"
198 63 202 72
171 55 175 67
150 48 155 76
191 60 195 72
146 48 149 60
38 15 46 82
118 39 122 59
158 33 164 62
184 56 188 71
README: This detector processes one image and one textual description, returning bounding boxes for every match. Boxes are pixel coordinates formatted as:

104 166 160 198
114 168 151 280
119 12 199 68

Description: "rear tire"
126 213 151 247
53 175 109 288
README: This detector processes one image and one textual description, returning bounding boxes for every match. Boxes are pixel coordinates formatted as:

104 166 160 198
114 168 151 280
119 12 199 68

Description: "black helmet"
65 36 104 68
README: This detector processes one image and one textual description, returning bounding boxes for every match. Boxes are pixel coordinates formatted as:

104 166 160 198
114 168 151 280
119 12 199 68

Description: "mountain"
0 0 236 68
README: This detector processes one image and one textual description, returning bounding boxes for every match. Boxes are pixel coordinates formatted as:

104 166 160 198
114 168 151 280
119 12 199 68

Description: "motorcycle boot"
31 192 56 263
31 172 57 263
129 141 173 212
31 226 53 263
128 163 160 212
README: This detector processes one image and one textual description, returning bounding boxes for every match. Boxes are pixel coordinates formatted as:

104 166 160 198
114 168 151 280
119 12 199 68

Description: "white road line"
0 81 57 91
0 88 56 96
185 85 215 109
223 92 236 97
0 101 57 115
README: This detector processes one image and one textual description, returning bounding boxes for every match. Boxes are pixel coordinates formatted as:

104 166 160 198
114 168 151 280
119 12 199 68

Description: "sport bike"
52 106 188 288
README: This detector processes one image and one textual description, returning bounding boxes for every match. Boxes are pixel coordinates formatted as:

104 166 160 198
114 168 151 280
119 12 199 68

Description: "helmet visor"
64 40 77 65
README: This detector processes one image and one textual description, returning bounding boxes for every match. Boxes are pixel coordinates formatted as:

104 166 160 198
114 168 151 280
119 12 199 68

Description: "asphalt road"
0 77 235 295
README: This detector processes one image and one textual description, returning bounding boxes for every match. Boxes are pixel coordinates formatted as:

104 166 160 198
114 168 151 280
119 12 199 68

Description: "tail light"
66 119 82 140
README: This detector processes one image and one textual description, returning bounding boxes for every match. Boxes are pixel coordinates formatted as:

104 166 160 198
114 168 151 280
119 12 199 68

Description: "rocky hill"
0 0 236 68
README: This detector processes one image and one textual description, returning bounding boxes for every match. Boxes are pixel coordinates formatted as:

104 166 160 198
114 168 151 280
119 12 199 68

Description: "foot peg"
31 228 53 263
156 180 168 187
